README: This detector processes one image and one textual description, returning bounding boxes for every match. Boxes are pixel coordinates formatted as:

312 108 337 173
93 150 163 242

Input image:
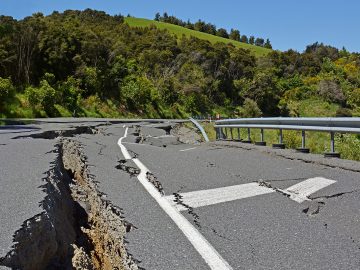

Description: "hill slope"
124 17 271 57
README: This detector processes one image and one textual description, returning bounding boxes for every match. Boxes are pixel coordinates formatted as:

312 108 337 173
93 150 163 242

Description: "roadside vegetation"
0 9 359 160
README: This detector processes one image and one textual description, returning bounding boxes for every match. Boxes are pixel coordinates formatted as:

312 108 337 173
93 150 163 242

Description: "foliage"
25 80 56 115
236 98 262 118
0 77 14 101
0 9 359 123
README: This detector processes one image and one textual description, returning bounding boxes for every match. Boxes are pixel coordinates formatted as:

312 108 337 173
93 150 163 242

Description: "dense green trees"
0 9 359 119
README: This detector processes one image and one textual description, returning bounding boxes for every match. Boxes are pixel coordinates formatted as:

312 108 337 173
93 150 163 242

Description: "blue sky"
1 0 359 52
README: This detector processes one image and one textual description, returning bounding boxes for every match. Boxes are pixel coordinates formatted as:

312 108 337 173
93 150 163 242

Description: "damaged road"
1 119 360 270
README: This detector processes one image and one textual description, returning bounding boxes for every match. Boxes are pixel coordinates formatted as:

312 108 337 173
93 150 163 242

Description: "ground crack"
13 125 106 140
258 180 292 199
146 172 165 195
115 160 140 177
172 193 201 228
0 139 139 270
309 189 360 200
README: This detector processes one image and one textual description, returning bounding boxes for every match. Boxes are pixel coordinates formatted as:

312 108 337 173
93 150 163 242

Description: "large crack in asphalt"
13 124 107 140
0 139 139 270
131 123 201 148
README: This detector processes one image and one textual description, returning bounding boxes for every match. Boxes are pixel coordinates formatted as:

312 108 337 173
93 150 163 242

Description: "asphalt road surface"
1 119 360 270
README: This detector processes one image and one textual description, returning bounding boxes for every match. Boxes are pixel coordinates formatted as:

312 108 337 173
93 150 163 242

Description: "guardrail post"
324 132 340 158
242 128 252 143
296 130 310 153
230 128 234 140
237 128 240 141
273 129 285 149
255 128 266 146
224 127 228 139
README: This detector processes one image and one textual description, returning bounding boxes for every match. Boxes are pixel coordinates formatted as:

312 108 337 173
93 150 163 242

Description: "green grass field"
124 17 271 57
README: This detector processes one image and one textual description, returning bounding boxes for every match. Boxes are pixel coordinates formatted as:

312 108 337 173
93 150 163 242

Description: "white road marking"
284 177 336 203
166 178 336 210
166 183 275 211
117 127 131 160
117 128 233 270
179 147 197 152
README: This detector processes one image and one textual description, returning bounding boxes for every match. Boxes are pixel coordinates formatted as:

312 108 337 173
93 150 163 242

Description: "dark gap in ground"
0 139 139 270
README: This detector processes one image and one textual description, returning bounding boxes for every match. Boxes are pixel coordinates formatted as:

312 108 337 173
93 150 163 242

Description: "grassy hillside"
124 17 271 57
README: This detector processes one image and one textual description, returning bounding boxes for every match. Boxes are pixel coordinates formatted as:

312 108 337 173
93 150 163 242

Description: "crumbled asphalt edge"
146 172 165 195
213 141 360 173
12 124 106 140
0 139 139 270
116 160 140 177
171 123 202 144
132 126 145 144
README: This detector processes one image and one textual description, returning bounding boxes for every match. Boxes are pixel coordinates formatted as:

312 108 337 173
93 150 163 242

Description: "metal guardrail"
189 118 210 142
214 117 360 158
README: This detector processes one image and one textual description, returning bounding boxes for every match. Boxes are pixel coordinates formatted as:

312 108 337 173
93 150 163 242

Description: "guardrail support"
273 129 285 149
324 132 340 158
237 128 241 141
255 128 266 146
296 130 310 153
230 128 233 140
242 128 252 143
220 128 225 140
224 127 228 140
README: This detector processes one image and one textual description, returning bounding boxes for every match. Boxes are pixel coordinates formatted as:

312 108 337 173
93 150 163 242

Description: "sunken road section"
0 139 138 270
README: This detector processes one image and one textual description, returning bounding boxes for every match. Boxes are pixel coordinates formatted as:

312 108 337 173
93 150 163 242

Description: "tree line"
0 9 359 119
154 12 272 49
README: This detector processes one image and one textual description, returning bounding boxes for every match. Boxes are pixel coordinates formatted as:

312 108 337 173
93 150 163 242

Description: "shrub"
238 98 262 118
0 77 15 101
318 80 345 104
25 80 56 114
121 76 158 111
335 107 352 117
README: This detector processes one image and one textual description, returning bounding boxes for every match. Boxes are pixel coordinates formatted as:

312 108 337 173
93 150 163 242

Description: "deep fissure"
0 139 138 270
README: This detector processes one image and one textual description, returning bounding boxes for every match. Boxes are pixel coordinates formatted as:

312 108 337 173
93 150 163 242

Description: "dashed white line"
118 127 233 270
285 177 336 203
166 183 274 211
166 178 336 210
179 147 197 152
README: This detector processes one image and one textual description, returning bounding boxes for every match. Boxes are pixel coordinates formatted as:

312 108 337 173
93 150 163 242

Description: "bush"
25 80 56 114
318 80 345 104
58 76 82 114
335 107 352 117
0 77 15 102
238 98 262 118
121 76 158 111
347 88 360 108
